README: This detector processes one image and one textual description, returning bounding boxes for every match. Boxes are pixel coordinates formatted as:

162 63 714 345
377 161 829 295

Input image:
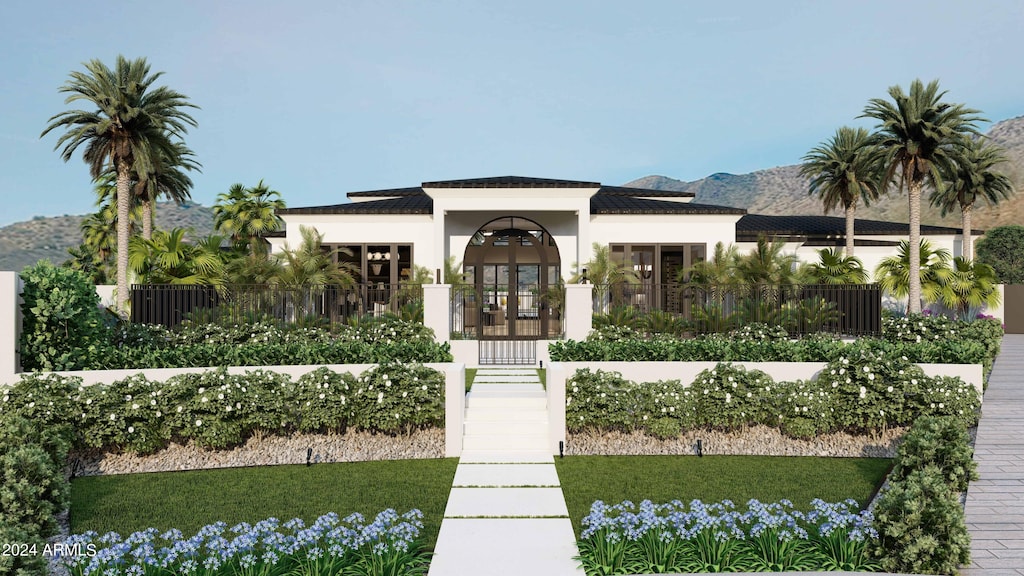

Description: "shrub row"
566 351 980 438
869 416 978 573
0 411 73 575
0 363 445 453
551 318 1001 377
18 262 452 372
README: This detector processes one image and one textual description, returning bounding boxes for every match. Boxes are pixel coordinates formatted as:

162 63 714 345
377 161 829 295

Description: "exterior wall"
444 210 581 280
589 214 740 250
276 213 438 269
0 272 19 382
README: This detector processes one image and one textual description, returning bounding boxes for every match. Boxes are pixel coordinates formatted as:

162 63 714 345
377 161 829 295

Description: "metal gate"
478 339 537 365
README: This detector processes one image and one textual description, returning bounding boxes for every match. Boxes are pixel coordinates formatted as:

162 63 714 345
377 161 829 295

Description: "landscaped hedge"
566 354 980 438
0 363 445 453
0 402 74 576
870 416 977 573
551 316 1000 377
17 261 452 371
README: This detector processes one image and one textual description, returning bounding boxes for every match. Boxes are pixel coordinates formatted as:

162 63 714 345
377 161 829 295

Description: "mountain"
0 202 216 272
627 116 1024 231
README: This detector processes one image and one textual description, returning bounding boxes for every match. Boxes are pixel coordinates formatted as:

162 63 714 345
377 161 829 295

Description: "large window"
331 243 413 285
608 243 706 313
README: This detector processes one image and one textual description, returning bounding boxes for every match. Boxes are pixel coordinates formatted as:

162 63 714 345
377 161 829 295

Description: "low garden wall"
546 361 984 456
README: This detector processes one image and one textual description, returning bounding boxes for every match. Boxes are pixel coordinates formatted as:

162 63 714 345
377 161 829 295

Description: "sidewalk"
427 368 585 576
962 334 1024 576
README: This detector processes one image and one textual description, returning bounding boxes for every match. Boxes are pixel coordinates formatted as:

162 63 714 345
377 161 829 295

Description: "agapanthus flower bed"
59 509 429 576
576 498 879 574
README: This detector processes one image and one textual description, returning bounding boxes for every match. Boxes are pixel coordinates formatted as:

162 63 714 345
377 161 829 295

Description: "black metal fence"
131 284 424 329
450 283 563 341
592 283 882 336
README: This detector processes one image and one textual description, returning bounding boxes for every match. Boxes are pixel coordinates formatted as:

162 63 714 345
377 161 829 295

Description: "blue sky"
2 0 1023 227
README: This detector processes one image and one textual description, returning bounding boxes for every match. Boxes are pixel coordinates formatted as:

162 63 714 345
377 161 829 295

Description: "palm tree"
679 241 739 286
861 79 983 313
214 181 285 255
805 248 869 285
570 242 639 312
269 226 357 289
134 141 201 240
935 257 1001 320
931 138 1014 259
42 56 198 312
874 239 952 311
800 126 883 257
128 228 225 286
733 236 801 286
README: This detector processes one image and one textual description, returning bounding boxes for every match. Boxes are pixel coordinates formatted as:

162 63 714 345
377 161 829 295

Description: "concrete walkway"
963 334 1024 576
428 368 586 576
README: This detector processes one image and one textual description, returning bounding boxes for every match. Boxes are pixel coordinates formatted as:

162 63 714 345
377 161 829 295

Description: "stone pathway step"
459 449 554 464
428 519 583 576
453 463 561 487
444 487 570 517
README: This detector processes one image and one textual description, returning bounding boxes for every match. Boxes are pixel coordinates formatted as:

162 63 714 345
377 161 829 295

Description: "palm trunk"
907 172 922 314
844 204 856 257
116 160 132 315
962 203 973 260
142 200 154 240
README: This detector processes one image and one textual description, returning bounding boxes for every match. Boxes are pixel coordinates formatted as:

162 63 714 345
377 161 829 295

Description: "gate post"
423 284 451 341
564 284 594 341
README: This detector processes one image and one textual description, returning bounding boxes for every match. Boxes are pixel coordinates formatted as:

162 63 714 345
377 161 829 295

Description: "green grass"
555 455 891 537
71 458 458 550
465 368 477 391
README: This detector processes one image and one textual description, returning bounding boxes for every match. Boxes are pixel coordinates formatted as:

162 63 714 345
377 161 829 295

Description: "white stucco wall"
277 213 438 270
589 214 740 250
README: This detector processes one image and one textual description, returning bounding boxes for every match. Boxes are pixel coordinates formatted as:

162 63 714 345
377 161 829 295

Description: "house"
271 175 974 361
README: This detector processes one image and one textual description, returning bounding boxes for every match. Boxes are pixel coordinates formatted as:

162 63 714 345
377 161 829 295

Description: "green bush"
813 347 922 431
0 521 49 576
565 369 638 432
907 375 981 428
294 367 357 432
0 415 71 540
770 379 835 439
890 416 978 492
19 261 110 371
689 363 773 430
870 465 971 574
346 363 445 433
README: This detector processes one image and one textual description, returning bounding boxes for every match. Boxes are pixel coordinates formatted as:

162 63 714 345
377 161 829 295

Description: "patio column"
422 284 451 342
564 284 593 341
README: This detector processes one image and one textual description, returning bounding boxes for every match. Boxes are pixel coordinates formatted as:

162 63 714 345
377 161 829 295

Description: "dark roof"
736 214 965 239
802 238 901 247
594 185 695 199
279 195 432 215
422 176 601 188
591 195 746 215
345 186 425 198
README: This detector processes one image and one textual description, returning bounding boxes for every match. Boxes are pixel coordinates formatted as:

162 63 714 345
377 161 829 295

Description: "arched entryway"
460 217 562 362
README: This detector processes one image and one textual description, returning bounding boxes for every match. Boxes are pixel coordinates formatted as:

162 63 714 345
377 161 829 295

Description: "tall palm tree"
134 141 201 240
42 55 198 312
860 79 982 313
874 239 952 311
931 138 1014 259
214 180 285 255
800 126 884 256
805 248 869 285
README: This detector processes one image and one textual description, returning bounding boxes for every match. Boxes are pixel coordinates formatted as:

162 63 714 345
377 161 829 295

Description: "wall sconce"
368 251 391 275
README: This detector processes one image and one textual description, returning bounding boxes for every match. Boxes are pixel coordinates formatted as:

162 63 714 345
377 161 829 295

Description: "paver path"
428 368 586 576
962 334 1024 576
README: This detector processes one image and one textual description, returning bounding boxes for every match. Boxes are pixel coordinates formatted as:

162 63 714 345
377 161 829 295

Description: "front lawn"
555 454 891 537
70 458 458 550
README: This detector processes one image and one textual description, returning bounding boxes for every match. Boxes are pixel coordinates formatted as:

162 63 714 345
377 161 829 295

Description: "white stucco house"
268 175 973 361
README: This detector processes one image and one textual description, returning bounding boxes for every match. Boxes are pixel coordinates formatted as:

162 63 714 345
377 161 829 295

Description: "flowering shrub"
769 379 835 439
908 375 980 427
566 369 641 432
814 348 922 431
689 364 773 430
59 509 429 576
576 498 878 574
3 364 445 454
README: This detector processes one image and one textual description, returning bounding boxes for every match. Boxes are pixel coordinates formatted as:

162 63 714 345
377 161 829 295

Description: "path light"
559 440 564 459
306 447 313 466
696 439 703 457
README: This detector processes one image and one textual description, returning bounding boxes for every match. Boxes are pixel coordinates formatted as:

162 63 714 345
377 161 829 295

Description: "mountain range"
625 116 1024 231
1 117 1021 272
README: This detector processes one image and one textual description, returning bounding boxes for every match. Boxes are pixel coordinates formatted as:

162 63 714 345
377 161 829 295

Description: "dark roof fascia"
279 195 432 215
737 214 966 236
346 187 426 198
595 185 696 198
422 176 601 188
591 195 747 215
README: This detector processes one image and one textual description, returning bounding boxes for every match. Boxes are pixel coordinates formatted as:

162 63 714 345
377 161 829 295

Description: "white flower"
859 386 867 399
218 394 224 400
109 413 116 421
127 426 134 433
887 386 894 393
132 403 139 410
725 393 732 403
196 419 203 426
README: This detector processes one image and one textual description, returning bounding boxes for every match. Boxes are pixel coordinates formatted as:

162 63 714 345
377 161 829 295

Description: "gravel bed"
566 425 907 458
67 428 446 477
